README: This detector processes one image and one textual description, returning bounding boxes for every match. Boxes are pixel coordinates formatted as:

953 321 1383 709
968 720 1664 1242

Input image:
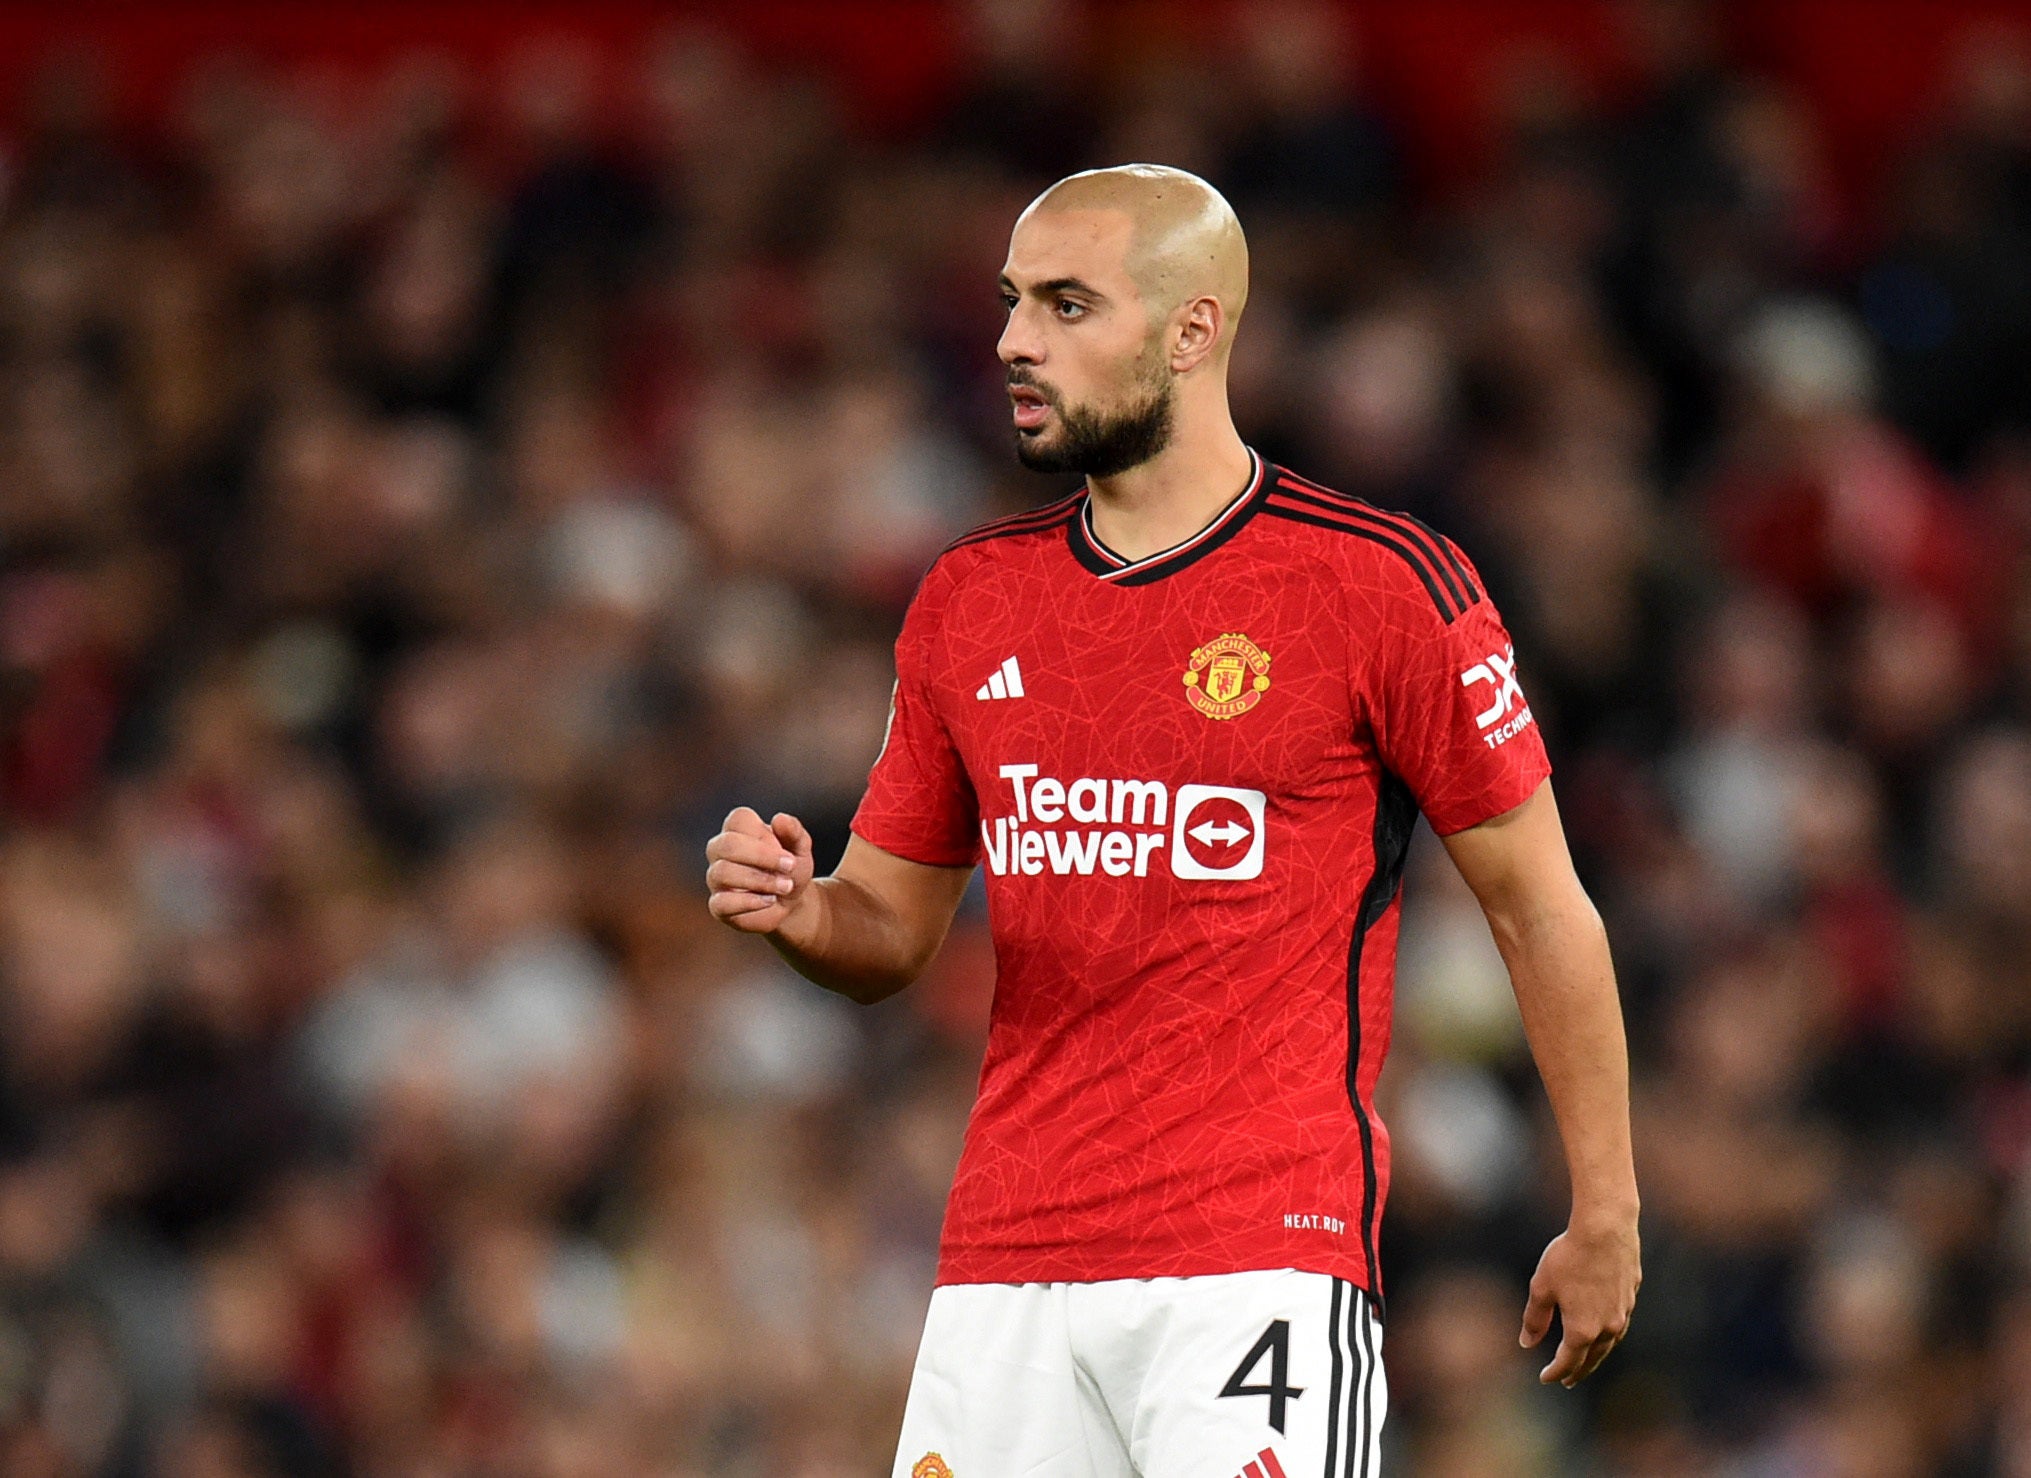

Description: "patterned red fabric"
852 455 1550 1297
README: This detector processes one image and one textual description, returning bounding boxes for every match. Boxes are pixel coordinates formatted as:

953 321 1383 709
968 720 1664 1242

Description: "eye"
1001 293 1018 310
1055 299 1086 320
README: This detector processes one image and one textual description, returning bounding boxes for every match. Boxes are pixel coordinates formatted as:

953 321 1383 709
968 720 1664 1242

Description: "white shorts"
891 1269 1385 1478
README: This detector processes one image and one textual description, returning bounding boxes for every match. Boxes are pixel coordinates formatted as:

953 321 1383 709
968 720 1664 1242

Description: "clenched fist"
705 807 817 934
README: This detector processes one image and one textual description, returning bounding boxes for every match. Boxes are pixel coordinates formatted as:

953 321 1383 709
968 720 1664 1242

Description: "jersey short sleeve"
1364 555 1550 836
851 568 980 867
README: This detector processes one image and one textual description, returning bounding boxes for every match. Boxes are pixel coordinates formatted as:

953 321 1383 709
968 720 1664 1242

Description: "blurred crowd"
0 0 2029 1473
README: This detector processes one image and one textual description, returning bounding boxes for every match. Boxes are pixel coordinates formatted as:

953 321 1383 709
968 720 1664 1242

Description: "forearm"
1444 791 1639 1382
770 875 949 1004
1489 888 1637 1221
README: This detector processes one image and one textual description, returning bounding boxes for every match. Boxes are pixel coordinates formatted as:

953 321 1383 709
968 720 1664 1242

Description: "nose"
998 303 1041 368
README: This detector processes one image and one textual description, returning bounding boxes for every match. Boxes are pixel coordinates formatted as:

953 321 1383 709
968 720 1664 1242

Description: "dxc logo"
1460 645 1524 730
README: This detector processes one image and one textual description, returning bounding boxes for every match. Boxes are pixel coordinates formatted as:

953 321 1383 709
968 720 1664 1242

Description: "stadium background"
0 0 2027 1472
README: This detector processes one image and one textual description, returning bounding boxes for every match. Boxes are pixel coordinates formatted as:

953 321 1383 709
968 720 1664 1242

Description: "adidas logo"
975 656 1026 701
1230 1449 1288 1478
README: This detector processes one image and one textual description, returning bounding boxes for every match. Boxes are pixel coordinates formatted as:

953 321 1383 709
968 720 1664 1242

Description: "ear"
1168 295 1224 374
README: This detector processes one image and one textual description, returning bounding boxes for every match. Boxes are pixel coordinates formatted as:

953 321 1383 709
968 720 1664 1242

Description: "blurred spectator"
0 6 2024 1474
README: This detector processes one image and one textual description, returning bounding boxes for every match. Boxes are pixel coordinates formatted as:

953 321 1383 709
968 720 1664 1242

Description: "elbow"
829 942 942 1005
832 969 917 1007
1485 878 1604 956
841 915 961 1005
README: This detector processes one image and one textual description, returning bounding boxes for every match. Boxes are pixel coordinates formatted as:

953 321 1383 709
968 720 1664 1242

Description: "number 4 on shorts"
1218 1319 1304 1434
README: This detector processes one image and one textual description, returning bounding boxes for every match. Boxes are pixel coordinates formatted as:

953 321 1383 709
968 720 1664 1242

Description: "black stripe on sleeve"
1262 500 1459 623
1370 505 1479 608
1268 481 1471 615
1427 531 1480 605
941 494 1083 553
1273 472 1482 610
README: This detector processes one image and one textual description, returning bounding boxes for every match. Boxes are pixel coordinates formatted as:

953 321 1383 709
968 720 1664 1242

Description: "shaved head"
1020 164 1249 348
996 163 1250 478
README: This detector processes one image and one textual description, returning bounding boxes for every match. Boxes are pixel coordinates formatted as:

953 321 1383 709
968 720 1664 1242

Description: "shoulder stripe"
1278 473 1483 606
1419 531 1477 603
1274 477 1471 611
1262 495 1460 622
944 508 1075 553
942 493 1083 553
1273 476 1479 610
948 493 1083 544
966 489 1086 536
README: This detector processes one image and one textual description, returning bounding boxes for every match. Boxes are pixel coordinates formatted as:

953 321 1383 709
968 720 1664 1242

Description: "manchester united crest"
1183 632 1272 720
912 1456 954 1478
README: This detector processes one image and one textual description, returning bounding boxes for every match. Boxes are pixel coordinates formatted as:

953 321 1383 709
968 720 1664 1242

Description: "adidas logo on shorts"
1230 1448 1288 1478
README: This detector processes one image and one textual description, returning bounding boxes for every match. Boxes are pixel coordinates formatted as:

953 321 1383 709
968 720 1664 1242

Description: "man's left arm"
1440 778 1641 1388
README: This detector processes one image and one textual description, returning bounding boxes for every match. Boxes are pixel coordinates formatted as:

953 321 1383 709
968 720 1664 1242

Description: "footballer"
705 165 1640 1477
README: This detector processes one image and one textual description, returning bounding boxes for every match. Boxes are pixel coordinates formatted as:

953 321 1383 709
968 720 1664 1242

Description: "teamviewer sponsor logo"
981 765 1266 881
1171 784 1266 880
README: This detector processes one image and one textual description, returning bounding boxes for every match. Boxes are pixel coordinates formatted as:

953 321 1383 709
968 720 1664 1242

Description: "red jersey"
851 452 1549 1299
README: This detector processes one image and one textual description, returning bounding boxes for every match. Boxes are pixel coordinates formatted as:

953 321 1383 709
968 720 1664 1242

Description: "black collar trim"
1066 449 1266 586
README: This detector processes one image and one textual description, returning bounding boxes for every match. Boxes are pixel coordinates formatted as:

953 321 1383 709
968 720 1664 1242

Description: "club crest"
1183 632 1272 720
912 1456 954 1478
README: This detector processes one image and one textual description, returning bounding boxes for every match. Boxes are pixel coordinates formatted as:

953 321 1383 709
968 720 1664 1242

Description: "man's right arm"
705 807 974 1004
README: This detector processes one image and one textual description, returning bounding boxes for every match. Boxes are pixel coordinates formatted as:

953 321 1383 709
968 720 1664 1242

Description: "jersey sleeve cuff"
848 822 979 869
1421 763 1551 837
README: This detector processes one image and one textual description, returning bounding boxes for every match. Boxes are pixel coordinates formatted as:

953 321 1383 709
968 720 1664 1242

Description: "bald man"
706 166 1639 1476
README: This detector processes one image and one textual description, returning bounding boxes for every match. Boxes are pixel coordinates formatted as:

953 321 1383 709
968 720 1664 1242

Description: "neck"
1083 404 1253 563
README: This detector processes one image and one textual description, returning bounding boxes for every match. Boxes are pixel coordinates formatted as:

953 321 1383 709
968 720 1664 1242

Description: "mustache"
1006 368 1060 404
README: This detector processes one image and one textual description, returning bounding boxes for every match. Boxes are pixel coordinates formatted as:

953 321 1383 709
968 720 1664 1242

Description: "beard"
1010 366 1176 478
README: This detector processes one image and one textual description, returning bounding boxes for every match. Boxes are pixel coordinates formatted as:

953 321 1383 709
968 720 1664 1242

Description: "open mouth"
1008 384 1051 431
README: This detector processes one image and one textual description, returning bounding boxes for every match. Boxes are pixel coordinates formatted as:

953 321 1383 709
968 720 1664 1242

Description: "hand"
1519 1212 1641 1388
705 808 817 935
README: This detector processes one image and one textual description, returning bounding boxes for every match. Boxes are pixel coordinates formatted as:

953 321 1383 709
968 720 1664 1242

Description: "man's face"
997 208 1175 477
